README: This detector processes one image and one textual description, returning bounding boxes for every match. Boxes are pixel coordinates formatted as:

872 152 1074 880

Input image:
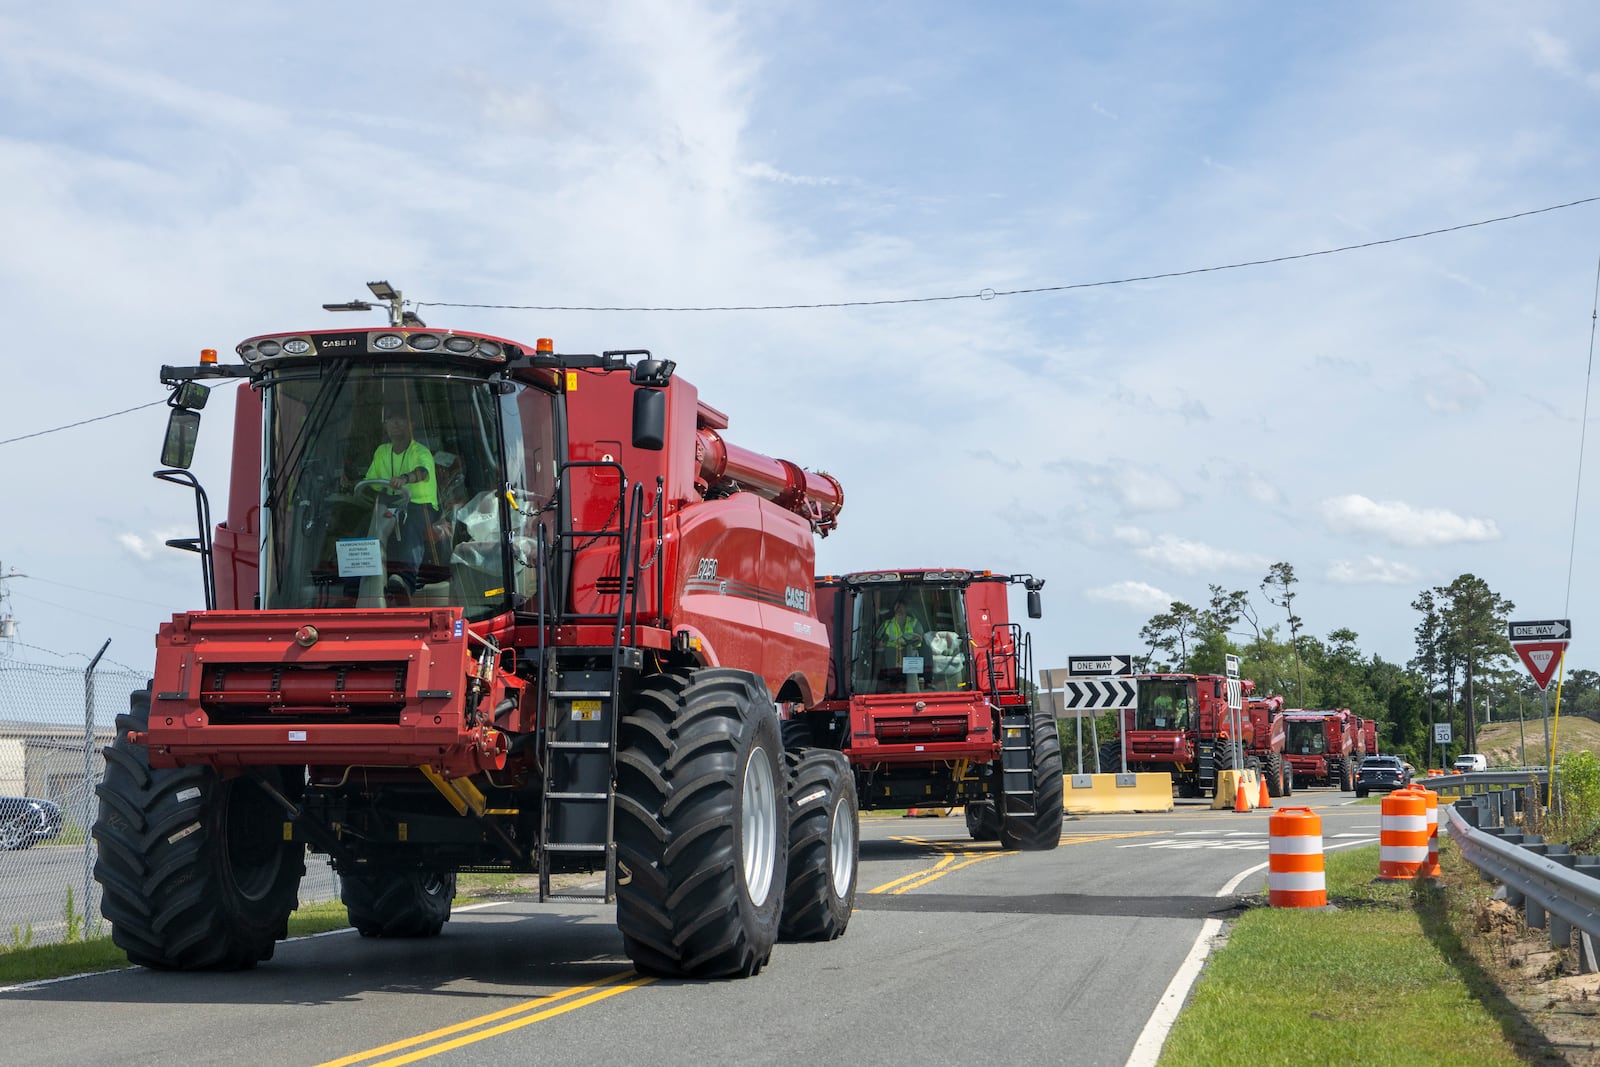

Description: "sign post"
1508 619 1572 771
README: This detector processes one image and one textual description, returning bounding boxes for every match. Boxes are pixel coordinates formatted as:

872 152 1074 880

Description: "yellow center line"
314 968 652 1067
867 830 1162 895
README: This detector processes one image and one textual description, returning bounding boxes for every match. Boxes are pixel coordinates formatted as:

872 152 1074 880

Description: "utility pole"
0 560 23 650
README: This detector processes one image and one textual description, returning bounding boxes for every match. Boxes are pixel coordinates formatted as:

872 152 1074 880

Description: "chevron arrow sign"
1060 679 1138 711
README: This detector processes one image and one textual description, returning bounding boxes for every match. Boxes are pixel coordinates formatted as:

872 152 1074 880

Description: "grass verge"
0 901 351 987
1158 843 1530 1066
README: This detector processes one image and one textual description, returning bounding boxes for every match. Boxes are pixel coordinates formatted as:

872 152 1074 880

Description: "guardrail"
1421 767 1548 796
1444 790 1600 973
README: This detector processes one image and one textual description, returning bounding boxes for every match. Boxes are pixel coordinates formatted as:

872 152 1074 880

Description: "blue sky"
2 2 1598 685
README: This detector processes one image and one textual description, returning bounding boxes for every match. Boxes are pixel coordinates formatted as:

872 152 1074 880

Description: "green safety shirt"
366 440 437 507
882 616 923 648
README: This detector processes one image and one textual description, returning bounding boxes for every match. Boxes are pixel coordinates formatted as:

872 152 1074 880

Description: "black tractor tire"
1097 740 1123 775
1176 775 1202 799
965 800 1001 841
998 707 1064 851
1265 753 1286 798
93 688 305 970
1340 756 1356 793
614 668 789 978
341 868 455 938
1215 741 1239 771
778 749 858 942
1283 762 1294 796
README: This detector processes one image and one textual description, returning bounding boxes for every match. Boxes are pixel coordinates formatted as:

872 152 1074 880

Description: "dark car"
1355 756 1410 798
0 796 65 850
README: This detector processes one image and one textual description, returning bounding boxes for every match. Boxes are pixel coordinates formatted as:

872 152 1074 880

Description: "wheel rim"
224 781 286 901
741 746 778 908
0 818 22 849
829 797 856 898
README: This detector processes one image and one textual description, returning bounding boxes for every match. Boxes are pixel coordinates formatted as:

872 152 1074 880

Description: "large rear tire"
998 707 1064 851
93 688 305 970
965 800 1001 841
614 668 789 978
1340 756 1356 793
778 749 857 942
1283 762 1294 796
1097 740 1123 775
341 868 455 937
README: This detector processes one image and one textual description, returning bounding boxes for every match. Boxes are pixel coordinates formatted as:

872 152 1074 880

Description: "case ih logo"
784 587 809 611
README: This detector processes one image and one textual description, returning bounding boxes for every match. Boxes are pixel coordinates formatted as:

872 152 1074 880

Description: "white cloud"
118 533 153 560
1085 580 1175 611
1416 368 1487 414
1112 527 1269 575
740 161 839 186
1318 494 1500 547
1326 556 1424 585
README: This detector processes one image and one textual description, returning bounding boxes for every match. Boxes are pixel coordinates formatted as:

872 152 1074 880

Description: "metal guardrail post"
1444 798 1600 973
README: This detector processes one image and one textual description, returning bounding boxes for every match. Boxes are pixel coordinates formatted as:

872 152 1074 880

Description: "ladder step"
551 690 612 699
544 842 609 853
548 741 611 750
546 791 610 801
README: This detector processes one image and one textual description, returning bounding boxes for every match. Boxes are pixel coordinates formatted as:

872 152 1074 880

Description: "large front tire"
1265 752 1286 798
998 707 1064 851
93 688 305 969
778 749 857 942
614 669 789 978
342 868 455 937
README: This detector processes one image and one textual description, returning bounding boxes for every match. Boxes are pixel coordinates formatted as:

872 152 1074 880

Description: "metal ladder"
538 655 619 903
990 623 1039 815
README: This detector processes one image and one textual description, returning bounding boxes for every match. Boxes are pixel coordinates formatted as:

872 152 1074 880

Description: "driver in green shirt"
362 412 437 598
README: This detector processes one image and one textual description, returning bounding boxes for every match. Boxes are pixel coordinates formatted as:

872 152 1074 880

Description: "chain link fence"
0 656 338 949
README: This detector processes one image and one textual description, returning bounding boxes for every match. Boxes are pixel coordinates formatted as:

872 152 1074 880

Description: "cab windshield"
1287 719 1327 754
259 362 557 622
1134 679 1193 731
848 581 972 695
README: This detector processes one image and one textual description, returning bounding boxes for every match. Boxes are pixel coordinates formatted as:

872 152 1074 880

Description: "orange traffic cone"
903 808 920 818
1258 772 1273 810
1234 775 1250 813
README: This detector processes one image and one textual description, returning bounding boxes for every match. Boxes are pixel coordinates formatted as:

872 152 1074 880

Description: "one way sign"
1509 619 1572 642
1060 678 1138 712
1067 654 1134 677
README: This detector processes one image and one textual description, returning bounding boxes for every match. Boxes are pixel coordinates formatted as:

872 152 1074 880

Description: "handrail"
1443 797 1600 961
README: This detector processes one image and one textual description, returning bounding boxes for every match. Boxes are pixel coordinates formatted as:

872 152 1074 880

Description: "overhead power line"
0 399 166 447
417 194 1600 314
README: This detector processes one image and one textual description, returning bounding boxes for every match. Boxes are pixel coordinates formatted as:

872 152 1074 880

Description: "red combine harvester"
93 313 858 978
791 570 1062 849
1282 708 1375 790
1099 673 1291 798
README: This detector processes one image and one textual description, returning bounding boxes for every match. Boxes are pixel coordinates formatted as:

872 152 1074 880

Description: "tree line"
1132 563 1588 767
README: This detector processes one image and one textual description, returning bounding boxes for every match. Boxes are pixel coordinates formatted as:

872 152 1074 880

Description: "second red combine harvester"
786 569 1063 849
94 313 859 980
1099 673 1291 798
1282 708 1376 791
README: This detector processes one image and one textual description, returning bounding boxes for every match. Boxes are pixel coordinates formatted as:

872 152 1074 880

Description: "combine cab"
789 570 1062 850
93 309 858 978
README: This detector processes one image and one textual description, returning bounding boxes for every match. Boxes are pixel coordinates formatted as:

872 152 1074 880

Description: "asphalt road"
2 790 1379 1067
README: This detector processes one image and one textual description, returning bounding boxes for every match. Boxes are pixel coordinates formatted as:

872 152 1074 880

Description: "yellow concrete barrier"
1062 772 1174 814
1212 768 1263 811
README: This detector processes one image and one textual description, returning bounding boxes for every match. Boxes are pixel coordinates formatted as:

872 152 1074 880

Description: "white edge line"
0 900 514 994
1125 835 1381 1066
1124 917 1223 1067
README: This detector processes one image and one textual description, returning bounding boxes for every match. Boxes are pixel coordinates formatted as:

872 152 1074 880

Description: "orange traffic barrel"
1379 789 1428 880
1268 807 1326 907
1415 786 1440 877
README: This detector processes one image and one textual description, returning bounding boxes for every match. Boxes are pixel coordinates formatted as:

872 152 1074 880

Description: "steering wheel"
352 477 411 505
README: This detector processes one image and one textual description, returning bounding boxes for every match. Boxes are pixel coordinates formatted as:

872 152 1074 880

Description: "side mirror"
632 388 666 450
1026 589 1042 619
161 408 202 469
629 358 676 388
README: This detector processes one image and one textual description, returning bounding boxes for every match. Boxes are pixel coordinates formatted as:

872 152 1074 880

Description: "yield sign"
1514 640 1567 691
